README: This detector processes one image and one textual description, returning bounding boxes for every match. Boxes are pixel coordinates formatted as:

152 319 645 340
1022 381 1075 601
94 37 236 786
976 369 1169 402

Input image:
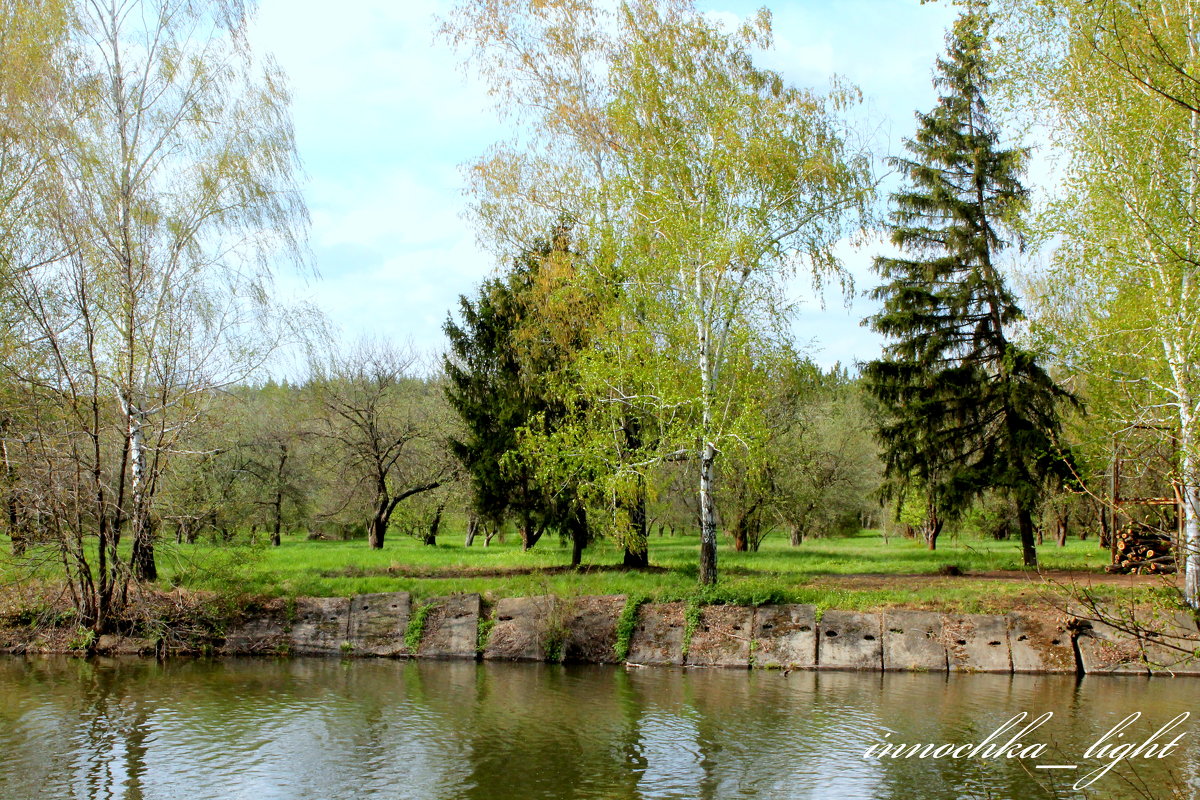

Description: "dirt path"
811 569 1172 590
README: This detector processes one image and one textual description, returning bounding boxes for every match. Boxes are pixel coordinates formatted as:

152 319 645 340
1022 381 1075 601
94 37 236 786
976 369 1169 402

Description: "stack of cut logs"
1106 527 1176 575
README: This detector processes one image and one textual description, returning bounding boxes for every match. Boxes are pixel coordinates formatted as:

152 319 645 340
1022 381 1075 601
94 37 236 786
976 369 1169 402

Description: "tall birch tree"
444 0 872 584
4 0 305 623
998 0 1200 605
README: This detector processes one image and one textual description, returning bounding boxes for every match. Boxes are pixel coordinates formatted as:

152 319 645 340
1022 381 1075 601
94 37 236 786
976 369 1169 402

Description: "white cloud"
251 0 962 371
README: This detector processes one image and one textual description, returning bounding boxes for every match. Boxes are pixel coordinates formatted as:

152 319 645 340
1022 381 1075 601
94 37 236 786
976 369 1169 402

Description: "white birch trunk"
1183 0 1200 608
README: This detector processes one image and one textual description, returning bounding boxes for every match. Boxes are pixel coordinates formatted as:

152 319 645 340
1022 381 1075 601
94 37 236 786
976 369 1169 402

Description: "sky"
250 0 963 371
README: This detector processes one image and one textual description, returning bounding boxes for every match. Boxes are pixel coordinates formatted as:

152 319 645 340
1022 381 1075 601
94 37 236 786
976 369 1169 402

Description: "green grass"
0 527 1167 614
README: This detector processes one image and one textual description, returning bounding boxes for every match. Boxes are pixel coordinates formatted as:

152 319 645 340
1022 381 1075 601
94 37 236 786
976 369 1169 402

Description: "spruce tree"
443 229 593 562
863 3 1072 566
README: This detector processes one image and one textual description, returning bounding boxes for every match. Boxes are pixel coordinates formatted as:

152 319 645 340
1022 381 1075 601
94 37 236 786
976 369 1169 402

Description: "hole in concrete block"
499 615 514 621
762 623 774 631
889 628 903 634
826 630 839 638
1051 639 1061 645
988 641 1001 646
864 635 876 641
955 639 967 646
1017 635 1028 641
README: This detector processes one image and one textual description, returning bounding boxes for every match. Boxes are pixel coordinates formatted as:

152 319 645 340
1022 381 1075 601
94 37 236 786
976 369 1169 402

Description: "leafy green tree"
445 0 872 584
863 3 1072 566
444 229 595 562
998 0 1200 604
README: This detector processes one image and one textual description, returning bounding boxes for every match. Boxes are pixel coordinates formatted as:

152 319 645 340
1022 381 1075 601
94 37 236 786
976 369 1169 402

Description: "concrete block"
818 610 882 670
1143 612 1200 676
347 592 410 657
626 602 684 666
685 606 752 667
561 595 625 664
1007 613 1076 674
221 615 289 655
1076 620 1149 675
484 595 555 661
883 611 947 671
417 594 481 659
942 614 1011 673
752 605 817 670
95 635 156 655
290 597 351 656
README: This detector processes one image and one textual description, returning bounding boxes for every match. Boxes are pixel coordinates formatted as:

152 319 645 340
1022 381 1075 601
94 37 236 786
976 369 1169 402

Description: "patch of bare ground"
815 569 1171 589
322 563 670 579
808 570 1175 613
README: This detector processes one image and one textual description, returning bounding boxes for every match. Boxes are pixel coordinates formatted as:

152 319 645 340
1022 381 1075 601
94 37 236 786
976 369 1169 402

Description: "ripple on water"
1 659 1198 800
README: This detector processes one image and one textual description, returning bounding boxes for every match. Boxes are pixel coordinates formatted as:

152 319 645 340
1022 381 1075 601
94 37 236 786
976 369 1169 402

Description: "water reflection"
0 657 1197 800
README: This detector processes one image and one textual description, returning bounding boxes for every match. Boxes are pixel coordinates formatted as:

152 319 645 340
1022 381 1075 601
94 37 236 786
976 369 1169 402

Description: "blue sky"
251 0 962 369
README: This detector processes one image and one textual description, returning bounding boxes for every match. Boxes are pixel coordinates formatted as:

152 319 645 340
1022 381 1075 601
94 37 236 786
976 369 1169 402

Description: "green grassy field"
1 527 1169 614
153 527 1163 612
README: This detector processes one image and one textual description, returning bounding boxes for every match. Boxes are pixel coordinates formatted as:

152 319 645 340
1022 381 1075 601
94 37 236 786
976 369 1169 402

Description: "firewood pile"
1106 526 1176 575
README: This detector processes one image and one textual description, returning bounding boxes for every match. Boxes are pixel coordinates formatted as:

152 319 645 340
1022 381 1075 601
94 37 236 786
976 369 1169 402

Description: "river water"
0 656 1197 800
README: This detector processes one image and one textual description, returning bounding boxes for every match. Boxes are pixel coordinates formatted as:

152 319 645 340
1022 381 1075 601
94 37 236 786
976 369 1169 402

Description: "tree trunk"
731 521 748 552
622 545 649 568
1181 416 1200 608
622 482 649 568
272 442 287 547
789 525 802 546
1055 511 1068 547
465 514 478 547
924 499 941 550
925 518 943 551
131 524 157 581
368 506 388 549
127 402 156 582
1 433 22 557
520 521 543 550
422 503 444 546
570 508 588 568
1098 502 1111 548
747 523 763 552
1018 506 1038 567
7 498 22 557
699 441 718 586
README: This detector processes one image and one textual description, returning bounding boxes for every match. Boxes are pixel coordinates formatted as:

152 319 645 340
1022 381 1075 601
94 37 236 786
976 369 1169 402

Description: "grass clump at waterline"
0 527 1167 616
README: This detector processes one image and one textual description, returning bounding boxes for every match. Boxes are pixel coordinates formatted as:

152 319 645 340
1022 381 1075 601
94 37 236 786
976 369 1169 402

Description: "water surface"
1 657 1197 799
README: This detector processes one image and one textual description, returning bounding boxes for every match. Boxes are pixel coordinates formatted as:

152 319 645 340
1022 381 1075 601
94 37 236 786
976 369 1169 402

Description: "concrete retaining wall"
42 592 1200 676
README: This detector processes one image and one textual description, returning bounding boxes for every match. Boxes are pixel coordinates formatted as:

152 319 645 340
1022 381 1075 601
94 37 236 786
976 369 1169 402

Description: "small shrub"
614 595 647 662
405 602 436 654
476 615 495 654
681 598 703 660
67 627 95 652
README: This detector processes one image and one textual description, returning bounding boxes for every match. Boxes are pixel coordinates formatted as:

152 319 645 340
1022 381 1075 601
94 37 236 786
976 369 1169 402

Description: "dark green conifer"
863 3 1073 566
443 229 592 562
